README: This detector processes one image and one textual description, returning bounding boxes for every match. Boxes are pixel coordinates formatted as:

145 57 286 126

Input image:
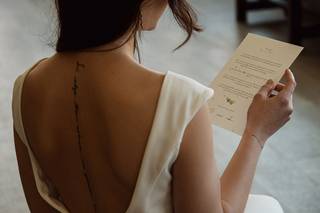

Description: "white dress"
12 59 283 213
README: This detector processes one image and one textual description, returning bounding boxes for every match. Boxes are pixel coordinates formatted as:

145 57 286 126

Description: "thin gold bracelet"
251 134 264 150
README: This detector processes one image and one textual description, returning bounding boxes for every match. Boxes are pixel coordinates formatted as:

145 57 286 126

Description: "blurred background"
0 0 319 212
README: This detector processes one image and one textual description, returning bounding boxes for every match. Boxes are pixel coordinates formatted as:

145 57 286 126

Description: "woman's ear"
140 0 168 31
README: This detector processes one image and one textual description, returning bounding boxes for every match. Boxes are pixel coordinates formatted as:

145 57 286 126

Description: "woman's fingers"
258 69 296 99
257 79 276 98
268 83 285 97
274 83 285 92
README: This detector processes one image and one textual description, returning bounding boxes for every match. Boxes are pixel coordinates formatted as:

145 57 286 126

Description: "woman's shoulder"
168 71 213 91
164 71 214 104
13 57 48 85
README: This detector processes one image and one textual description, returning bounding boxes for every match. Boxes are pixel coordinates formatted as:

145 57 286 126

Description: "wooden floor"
0 0 319 212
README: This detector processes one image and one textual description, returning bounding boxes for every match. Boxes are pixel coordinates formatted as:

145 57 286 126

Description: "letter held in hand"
208 33 303 135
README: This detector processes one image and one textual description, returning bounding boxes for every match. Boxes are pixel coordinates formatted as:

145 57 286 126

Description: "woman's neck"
88 36 136 59
55 35 137 63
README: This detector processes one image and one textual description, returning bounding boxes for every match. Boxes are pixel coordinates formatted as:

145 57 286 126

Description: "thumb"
279 69 296 97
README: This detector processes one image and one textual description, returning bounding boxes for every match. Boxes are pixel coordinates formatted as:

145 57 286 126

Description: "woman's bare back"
20 53 166 212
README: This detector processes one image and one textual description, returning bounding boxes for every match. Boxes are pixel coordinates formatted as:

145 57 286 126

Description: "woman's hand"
245 69 297 143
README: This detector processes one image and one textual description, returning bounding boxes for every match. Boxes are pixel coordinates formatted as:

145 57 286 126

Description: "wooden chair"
236 0 320 44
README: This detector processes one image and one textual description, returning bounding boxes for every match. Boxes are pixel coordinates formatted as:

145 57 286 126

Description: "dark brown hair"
54 0 202 53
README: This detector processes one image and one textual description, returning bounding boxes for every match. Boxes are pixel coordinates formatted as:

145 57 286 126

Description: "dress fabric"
11 58 214 213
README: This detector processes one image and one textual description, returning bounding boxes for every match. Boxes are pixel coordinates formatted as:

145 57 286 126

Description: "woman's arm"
13 128 58 213
172 103 225 213
220 69 296 212
220 130 263 213
172 69 296 213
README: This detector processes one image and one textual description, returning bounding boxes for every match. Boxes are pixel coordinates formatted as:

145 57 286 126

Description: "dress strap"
126 70 214 212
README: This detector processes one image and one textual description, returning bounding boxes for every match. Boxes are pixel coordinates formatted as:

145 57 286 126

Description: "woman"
11 0 295 212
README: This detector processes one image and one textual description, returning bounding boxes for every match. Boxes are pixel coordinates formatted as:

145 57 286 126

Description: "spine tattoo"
72 61 97 212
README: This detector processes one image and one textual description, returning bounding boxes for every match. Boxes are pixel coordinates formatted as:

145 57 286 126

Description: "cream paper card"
208 33 303 135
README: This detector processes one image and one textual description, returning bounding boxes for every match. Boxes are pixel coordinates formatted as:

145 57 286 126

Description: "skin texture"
14 0 296 212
